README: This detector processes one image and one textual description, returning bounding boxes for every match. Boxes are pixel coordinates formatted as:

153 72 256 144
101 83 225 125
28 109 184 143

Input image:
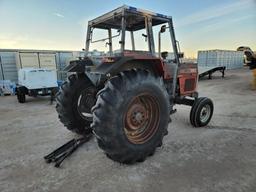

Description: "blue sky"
0 0 255 57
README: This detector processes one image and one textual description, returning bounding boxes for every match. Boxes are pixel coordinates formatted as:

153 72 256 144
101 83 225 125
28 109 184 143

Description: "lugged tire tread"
190 97 213 127
91 69 170 164
56 74 95 135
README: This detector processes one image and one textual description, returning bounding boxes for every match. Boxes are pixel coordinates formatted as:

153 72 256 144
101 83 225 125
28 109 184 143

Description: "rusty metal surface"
124 94 160 144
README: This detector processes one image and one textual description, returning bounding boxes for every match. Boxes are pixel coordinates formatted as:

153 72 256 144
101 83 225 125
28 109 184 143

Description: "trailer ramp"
198 66 226 79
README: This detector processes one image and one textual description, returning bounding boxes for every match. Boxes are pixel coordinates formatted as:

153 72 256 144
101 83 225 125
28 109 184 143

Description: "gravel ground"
0 68 256 192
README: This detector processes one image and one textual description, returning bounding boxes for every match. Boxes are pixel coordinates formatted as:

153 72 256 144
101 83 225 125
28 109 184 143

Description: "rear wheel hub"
124 94 160 144
126 103 148 130
77 88 96 121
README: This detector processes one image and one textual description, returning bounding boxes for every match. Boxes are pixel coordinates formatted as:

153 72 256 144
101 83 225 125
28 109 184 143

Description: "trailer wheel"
56 74 96 135
92 69 170 164
17 87 26 103
190 97 213 127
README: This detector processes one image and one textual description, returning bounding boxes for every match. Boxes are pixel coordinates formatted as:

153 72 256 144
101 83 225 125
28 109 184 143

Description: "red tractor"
56 6 214 164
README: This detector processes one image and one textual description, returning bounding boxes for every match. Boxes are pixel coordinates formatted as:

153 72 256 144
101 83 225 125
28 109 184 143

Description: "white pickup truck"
16 68 58 103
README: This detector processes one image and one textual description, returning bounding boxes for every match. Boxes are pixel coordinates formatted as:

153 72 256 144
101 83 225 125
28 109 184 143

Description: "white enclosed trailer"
16 68 58 103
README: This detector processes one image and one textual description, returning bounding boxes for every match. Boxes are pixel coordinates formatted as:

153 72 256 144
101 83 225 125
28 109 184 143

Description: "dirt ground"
0 68 256 192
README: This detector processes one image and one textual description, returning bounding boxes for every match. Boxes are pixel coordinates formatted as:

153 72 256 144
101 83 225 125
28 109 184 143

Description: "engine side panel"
178 63 198 96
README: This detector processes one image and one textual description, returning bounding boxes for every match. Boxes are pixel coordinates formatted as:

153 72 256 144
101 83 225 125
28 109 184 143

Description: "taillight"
102 57 115 63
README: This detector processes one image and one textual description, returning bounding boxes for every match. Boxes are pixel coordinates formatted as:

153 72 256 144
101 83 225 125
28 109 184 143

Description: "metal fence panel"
197 50 244 69
0 52 18 82
0 50 87 83
39 53 57 70
57 52 73 81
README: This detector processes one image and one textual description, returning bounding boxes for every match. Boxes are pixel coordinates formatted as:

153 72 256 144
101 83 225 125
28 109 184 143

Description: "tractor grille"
184 78 195 92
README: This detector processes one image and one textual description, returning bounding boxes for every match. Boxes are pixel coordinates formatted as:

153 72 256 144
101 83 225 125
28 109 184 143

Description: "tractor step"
44 134 92 168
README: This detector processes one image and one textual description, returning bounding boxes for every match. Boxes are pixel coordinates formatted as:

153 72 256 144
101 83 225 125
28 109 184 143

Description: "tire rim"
124 94 160 144
200 104 211 123
77 88 96 121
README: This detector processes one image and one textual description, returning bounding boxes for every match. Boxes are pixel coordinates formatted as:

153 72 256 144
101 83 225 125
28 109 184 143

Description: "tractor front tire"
56 74 96 135
92 69 170 164
190 97 214 127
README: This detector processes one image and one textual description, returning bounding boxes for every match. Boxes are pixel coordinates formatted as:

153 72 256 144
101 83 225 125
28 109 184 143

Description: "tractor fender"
64 58 93 72
94 57 165 76
64 57 165 86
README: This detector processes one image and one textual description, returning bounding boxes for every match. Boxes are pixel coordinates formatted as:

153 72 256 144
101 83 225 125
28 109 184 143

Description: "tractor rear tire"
190 97 214 127
91 69 170 164
56 74 96 135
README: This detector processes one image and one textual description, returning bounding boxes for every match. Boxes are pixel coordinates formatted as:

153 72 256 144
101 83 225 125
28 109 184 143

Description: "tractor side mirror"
160 25 166 33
